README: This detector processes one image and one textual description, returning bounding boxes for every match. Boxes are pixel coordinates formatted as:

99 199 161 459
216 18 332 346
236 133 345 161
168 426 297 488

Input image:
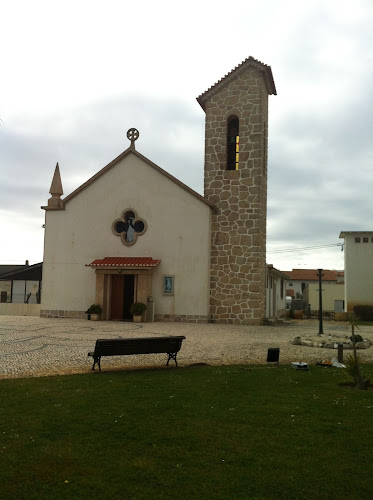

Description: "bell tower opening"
227 115 239 170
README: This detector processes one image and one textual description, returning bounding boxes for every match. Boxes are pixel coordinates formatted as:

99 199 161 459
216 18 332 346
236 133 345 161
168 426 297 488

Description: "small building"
339 231 373 312
0 262 43 316
266 265 289 319
0 261 32 303
302 282 345 312
284 269 343 300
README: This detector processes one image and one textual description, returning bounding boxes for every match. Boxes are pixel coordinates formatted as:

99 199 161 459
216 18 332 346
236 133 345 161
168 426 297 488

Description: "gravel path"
1 316 372 379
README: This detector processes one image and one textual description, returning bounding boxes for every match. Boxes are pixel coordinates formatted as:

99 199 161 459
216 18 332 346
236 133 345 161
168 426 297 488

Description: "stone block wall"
40 309 86 319
204 67 269 324
155 314 208 323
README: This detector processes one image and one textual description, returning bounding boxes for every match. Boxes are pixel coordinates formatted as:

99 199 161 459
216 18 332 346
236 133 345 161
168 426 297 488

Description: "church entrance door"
94 267 153 321
110 274 136 321
123 274 135 320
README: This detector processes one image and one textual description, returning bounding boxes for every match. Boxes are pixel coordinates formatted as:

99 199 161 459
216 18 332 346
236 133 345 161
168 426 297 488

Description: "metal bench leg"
92 356 101 371
166 353 178 366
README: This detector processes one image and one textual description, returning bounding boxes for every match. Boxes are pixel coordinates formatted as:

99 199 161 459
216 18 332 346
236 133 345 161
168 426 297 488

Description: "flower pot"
90 314 100 321
133 315 142 323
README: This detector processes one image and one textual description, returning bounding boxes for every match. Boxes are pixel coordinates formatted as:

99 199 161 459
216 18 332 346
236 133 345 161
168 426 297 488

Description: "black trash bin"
267 348 280 363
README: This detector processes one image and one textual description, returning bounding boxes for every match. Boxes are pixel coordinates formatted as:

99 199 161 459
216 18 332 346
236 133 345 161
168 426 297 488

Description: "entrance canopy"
87 257 161 268
86 257 160 321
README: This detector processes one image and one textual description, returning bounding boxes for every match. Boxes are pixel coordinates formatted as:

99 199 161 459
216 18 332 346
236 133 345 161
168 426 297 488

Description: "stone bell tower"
197 57 276 324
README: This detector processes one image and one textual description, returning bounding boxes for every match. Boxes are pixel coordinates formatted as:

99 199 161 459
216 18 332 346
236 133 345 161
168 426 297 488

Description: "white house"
302 282 345 312
339 231 373 312
265 265 289 319
284 269 343 300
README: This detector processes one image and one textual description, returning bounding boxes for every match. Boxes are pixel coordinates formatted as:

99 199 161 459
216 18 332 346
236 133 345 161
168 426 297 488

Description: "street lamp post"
318 268 324 335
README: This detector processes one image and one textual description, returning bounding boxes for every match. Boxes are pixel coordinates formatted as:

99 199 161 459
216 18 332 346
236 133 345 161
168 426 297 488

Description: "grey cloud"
0 95 205 221
1 73 371 269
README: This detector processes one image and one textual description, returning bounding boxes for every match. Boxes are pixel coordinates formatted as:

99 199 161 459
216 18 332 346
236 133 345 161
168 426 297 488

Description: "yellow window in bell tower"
235 136 239 170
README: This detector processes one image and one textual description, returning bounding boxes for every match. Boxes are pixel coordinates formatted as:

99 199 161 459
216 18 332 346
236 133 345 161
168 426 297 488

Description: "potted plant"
130 302 147 323
85 304 103 321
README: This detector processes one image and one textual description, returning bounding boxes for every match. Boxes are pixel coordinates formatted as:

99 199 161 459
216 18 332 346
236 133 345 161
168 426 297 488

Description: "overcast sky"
1 0 372 271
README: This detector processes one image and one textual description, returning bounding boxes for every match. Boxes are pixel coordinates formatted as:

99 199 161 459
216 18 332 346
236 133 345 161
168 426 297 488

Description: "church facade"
41 57 276 324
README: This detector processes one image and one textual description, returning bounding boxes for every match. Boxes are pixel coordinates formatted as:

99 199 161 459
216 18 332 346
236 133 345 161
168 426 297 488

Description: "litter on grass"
316 357 346 369
291 362 309 371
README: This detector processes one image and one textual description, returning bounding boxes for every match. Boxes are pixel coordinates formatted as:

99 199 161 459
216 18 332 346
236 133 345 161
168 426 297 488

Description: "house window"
363 237 368 243
26 281 41 304
11 281 26 303
227 116 239 170
355 237 361 243
10 280 41 304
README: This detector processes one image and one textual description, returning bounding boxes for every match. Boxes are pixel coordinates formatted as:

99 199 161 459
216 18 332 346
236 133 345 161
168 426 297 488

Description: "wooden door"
111 275 124 320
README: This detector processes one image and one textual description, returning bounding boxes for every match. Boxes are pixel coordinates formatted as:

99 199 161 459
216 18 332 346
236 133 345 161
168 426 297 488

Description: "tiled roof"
284 269 340 281
87 257 161 268
267 264 290 279
197 56 276 111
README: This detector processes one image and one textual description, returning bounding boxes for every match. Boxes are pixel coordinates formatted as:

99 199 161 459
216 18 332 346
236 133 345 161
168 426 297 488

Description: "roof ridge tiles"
196 56 276 110
87 257 161 268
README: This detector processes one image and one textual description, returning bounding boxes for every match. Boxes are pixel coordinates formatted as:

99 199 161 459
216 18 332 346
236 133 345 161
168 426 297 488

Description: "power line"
267 243 342 254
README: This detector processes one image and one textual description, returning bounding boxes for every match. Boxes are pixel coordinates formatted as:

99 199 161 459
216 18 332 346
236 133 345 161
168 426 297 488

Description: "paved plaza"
1 316 373 379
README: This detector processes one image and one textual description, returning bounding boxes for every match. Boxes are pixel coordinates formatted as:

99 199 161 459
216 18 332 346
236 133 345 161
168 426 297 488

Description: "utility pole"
318 269 324 335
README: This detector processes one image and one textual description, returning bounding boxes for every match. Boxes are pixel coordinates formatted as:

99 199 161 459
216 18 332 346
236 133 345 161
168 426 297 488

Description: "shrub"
130 302 147 316
353 305 373 321
86 304 103 315
344 354 361 384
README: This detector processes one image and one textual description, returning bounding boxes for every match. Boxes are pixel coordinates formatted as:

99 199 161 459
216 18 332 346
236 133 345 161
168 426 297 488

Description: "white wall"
0 304 41 316
303 283 345 310
342 233 373 311
265 272 286 318
287 279 337 300
42 152 211 317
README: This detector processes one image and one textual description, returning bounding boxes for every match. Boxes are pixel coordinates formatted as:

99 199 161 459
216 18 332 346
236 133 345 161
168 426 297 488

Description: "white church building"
41 56 277 324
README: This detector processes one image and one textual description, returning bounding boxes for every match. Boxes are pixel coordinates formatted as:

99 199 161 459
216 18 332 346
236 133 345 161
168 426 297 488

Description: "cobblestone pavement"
1 316 372 379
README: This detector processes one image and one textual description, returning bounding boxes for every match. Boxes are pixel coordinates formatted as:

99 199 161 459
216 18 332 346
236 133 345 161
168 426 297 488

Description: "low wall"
0 304 41 317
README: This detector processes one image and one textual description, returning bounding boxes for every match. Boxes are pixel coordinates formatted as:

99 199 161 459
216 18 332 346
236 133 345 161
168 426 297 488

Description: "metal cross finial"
127 128 139 148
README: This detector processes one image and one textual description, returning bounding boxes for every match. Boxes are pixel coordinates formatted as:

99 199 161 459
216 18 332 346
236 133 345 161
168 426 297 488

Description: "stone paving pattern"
1 316 372 379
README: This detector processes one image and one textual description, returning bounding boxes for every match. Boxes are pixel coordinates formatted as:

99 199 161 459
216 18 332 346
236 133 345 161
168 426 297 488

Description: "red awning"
87 257 160 268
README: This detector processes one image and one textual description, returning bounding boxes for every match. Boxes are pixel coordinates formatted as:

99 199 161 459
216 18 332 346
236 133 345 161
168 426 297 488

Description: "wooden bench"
88 336 186 371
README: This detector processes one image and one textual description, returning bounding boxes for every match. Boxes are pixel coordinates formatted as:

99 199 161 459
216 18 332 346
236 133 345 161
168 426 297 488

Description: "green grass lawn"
1 364 372 500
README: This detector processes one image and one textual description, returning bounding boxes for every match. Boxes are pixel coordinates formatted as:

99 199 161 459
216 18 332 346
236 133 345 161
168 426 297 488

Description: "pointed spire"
48 162 64 207
49 162 63 196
